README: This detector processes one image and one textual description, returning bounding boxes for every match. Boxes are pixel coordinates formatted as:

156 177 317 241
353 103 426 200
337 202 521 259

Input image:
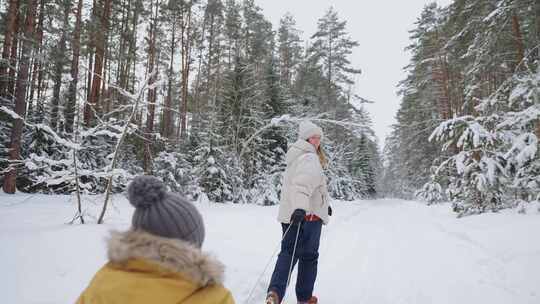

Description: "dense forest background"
1 0 539 219
381 0 540 216
0 0 379 215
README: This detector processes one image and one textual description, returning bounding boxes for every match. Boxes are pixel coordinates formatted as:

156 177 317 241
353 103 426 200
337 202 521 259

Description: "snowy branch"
239 114 373 158
0 107 81 150
97 71 157 224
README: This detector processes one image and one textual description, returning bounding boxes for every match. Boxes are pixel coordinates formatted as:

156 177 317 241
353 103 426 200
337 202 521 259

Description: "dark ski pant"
268 220 322 303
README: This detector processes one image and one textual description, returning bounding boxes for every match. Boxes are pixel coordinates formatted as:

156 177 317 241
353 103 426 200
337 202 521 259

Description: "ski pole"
282 221 302 303
244 223 294 304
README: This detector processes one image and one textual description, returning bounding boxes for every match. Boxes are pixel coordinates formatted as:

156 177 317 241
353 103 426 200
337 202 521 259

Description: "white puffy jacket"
278 139 330 225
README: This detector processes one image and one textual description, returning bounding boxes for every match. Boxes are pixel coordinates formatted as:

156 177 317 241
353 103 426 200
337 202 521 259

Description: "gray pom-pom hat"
127 176 205 248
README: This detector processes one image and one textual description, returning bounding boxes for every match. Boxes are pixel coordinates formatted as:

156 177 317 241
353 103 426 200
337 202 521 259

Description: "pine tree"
277 13 303 88
224 0 241 67
386 0 540 215
177 0 196 139
50 0 72 132
3 0 37 194
250 54 288 205
242 0 272 70
353 136 376 197
192 130 237 203
64 0 84 135
292 47 326 112
202 0 225 109
143 0 161 173
154 149 197 197
0 0 19 98
310 7 361 113
85 0 113 126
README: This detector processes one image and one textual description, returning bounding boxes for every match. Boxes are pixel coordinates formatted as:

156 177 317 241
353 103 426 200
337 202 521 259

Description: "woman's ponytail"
317 146 328 169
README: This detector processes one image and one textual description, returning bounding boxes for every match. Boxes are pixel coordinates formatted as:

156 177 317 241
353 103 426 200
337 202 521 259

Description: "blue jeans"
268 220 323 302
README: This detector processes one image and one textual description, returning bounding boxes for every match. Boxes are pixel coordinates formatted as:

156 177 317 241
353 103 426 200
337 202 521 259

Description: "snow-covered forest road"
1 193 539 304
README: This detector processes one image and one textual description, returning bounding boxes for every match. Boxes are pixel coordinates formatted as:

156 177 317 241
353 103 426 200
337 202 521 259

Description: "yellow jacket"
77 230 235 304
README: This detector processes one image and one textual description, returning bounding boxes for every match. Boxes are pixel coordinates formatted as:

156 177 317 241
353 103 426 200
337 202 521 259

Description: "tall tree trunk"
0 0 19 97
193 10 207 127
205 13 216 106
179 3 193 139
35 0 46 107
327 31 333 114
28 0 45 118
35 69 48 123
433 28 451 120
6 13 20 101
163 17 176 139
213 43 223 107
127 0 141 93
84 0 97 123
86 54 94 101
118 0 137 117
3 0 37 194
177 6 186 139
102 42 110 113
537 112 540 142
65 0 84 134
281 37 291 86
535 0 540 140
511 13 525 69
535 0 540 63
51 0 72 131
116 0 129 85
437 54 451 120
85 0 112 126
143 2 158 173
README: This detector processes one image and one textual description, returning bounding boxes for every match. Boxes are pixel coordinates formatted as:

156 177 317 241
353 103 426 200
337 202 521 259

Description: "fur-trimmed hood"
107 229 225 287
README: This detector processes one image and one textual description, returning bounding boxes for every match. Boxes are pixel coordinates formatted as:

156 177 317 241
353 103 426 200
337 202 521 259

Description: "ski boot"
265 290 279 304
298 296 318 304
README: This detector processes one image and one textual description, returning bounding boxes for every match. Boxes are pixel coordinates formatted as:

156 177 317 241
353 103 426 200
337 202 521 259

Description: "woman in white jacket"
266 120 331 304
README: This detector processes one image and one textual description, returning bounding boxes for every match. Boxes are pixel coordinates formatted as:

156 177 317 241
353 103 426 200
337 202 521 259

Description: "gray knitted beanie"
298 120 323 140
127 176 205 248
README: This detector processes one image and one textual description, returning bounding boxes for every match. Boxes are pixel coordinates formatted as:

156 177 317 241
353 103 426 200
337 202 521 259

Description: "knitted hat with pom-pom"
127 176 205 248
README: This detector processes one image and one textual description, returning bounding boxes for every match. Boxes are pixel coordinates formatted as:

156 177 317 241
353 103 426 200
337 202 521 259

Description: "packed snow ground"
1 192 539 304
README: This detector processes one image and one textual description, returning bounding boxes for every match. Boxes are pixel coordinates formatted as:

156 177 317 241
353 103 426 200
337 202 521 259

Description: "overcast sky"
256 0 452 147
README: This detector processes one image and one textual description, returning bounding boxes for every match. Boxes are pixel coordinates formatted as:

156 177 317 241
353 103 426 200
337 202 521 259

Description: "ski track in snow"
1 194 539 304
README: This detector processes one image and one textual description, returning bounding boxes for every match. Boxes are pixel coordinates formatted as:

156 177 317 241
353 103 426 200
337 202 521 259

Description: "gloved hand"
290 209 306 224
328 206 333 216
